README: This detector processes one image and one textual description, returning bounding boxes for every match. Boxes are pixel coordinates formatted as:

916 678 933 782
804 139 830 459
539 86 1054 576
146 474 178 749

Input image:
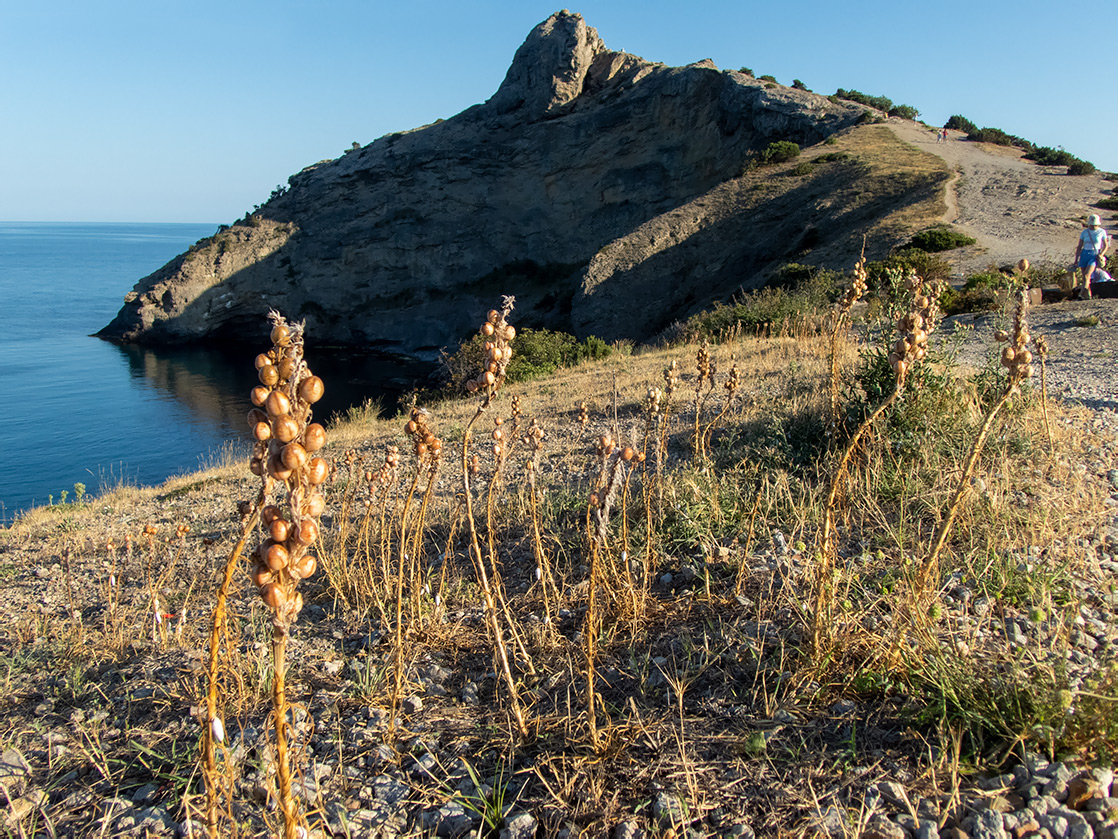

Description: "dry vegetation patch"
1 287 1116 837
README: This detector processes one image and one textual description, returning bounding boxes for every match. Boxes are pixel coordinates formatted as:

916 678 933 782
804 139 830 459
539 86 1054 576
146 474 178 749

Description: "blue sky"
3 0 1114 223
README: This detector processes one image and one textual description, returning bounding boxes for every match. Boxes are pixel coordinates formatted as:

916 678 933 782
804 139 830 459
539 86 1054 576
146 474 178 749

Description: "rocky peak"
486 10 607 117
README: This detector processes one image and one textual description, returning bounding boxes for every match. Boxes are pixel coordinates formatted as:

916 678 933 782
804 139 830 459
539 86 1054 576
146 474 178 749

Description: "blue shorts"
1078 251 1101 270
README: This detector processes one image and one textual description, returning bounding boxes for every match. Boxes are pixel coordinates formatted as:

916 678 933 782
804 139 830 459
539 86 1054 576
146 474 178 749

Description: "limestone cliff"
99 10 925 356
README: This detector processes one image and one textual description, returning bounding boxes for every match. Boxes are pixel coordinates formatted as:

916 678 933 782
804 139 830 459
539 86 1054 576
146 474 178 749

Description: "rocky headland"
96 11 923 358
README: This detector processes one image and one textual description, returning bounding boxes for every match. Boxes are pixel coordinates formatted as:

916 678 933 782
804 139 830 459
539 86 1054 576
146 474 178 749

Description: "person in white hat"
1075 214 1110 298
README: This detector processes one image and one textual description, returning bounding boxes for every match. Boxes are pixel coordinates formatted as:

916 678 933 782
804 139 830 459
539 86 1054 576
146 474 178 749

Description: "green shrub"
865 251 951 289
967 127 1033 151
760 141 801 165
1067 159 1096 176
962 270 1015 291
739 67 754 76
906 227 977 253
1096 197 1118 210
938 285 998 317
788 161 814 176
442 328 611 390
682 264 841 341
759 74 777 83
888 104 919 120
944 115 977 134
792 79 810 91
835 88 893 112
1025 146 1078 167
857 110 885 125
1026 146 1095 174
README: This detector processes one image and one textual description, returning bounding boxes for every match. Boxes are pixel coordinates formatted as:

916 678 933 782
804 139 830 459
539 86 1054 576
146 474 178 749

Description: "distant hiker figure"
1075 214 1110 299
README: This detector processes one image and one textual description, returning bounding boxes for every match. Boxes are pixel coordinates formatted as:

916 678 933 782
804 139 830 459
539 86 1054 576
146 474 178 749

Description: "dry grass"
0 288 1115 836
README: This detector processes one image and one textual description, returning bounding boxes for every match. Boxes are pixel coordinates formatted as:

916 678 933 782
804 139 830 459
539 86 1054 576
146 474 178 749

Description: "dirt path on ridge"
886 119 1116 275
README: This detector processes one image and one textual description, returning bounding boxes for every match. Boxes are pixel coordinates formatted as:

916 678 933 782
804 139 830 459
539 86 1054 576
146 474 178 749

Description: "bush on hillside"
888 104 919 120
966 127 1033 151
760 141 801 165
1067 159 1096 176
1026 146 1095 175
944 115 977 134
759 74 777 83
792 79 810 91
865 251 951 291
1096 196 1118 210
442 328 610 390
906 227 977 253
835 88 893 112
682 264 842 341
739 67 754 76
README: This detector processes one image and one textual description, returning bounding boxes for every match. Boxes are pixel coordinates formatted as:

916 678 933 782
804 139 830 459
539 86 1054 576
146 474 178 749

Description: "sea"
0 221 423 524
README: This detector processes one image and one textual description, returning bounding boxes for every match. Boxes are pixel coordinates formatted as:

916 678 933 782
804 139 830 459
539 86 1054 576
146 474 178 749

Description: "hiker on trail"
1075 214 1110 298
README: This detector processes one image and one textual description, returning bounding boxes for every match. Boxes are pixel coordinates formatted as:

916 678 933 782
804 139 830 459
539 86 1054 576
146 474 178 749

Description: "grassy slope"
1 311 1114 835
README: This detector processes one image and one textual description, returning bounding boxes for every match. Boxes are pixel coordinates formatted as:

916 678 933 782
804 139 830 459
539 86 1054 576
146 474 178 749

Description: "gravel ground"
942 296 1118 416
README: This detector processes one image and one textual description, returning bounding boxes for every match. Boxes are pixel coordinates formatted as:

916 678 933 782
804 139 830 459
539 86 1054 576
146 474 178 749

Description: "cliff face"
98 11 886 356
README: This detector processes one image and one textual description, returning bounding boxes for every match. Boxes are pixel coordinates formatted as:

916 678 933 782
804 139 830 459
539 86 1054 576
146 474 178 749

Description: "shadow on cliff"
571 153 951 342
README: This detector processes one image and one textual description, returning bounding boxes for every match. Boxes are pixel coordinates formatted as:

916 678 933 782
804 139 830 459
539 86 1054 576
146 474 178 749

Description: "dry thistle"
828 255 868 430
458 297 529 737
815 270 939 657
919 284 1033 603
466 302 516 398
887 271 939 386
247 312 328 838
576 401 589 430
663 360 678 397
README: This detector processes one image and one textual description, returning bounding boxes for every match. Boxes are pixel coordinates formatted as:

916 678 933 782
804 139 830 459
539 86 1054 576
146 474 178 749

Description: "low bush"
1026 146 1095 175
442 328 610 390
938 284 996 316
759 74 777 83
888 104 919 120
866 251 951 289
945 114 977 134
1067 159 1096 176
967 127 1033 151
739 67 754 76
792 79 810 91
835 88 892 112
1096 196 1118 210
906 227 977 253
682 264 841 341
760 140 801 165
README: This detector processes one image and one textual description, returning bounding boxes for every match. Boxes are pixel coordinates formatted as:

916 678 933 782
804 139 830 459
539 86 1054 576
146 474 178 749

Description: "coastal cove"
0 222 421 523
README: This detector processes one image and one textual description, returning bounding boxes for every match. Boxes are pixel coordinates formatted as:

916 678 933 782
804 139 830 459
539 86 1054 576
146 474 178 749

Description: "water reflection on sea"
0 222 430 523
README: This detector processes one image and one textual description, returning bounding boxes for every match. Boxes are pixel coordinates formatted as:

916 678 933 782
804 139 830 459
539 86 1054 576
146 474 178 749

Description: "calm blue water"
0 222 422 523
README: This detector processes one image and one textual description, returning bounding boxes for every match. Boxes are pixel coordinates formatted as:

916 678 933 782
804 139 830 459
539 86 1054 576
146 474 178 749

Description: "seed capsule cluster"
696 342 712 389
404 408 442 462
576 401 589 429
996 289 1034 382
489 416 506 459
724 364 740 395
645 387 662 420
523 417 545 455
466 307 516 396
663 360 678 398
247 314 327 627
888 273 939 383
836 257 868 315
